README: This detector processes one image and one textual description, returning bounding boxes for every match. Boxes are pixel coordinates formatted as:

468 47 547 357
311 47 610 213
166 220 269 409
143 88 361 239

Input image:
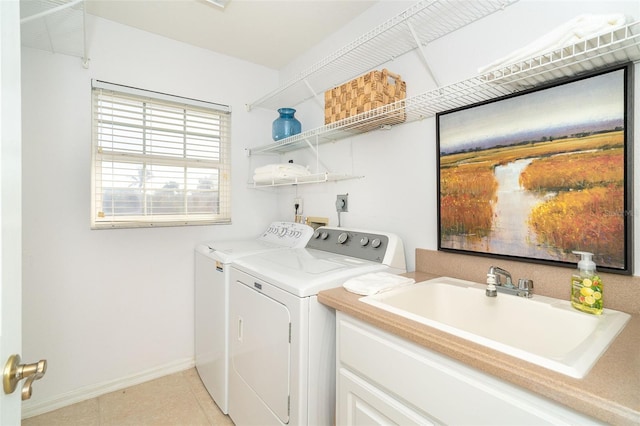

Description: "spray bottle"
570 251 603 315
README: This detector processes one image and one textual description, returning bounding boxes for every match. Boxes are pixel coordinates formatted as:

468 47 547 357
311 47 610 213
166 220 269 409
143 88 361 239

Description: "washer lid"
232 248 390 297
196 240 283 263
195 221 314 263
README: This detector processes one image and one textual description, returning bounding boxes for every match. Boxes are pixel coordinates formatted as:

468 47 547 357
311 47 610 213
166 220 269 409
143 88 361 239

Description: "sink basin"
360 276 630 378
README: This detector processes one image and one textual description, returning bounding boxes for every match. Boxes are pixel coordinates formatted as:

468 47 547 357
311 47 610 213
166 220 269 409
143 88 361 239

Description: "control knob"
360 237 369 246
371 238 382 248
320 231 329 240
338 232 349 244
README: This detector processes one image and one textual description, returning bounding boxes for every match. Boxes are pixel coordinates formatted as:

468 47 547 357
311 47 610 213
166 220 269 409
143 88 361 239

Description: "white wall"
275 0 640 274
21 15 281 414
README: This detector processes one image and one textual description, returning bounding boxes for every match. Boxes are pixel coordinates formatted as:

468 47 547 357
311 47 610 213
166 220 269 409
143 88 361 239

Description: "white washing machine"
228 226 406 425
195 221 314 414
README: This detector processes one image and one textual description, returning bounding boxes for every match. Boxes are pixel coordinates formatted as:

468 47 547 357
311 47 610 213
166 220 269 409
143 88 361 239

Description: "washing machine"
195 221 314 414
228 226 406 425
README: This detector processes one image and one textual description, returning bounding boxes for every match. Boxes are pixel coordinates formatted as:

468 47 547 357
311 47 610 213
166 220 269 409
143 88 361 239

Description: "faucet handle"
489 272 501 285
518 279 534 297
486 274 498 297
518 278 533 291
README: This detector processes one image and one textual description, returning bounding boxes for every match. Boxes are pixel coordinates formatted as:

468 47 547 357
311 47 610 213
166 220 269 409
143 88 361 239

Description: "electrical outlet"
336 194 348 212
294 197 303 214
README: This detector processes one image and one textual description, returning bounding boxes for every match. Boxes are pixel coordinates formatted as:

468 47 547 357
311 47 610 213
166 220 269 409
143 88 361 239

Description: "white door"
1 1 24 424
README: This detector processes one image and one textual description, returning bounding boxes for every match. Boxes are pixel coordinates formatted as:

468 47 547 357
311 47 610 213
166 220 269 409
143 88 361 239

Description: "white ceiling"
84 0 379 70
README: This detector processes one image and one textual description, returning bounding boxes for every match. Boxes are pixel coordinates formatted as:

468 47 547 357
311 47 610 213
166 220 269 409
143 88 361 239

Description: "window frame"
91 80 231 229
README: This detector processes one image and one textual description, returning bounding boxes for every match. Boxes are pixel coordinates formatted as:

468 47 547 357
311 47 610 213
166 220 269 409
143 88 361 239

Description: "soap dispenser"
570 251 603 315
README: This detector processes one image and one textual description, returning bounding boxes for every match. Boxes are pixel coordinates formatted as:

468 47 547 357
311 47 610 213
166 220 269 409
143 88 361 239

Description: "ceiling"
83 0 379 70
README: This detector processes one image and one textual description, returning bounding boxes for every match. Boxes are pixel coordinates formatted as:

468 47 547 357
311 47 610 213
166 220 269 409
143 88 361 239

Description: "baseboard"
21 357 195 419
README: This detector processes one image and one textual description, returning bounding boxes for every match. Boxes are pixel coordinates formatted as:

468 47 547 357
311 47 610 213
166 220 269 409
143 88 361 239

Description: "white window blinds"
91 80 231 229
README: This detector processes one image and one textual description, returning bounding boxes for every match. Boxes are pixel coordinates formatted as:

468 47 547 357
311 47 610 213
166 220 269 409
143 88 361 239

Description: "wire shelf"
480 21 640 89
247 0 519 111
250 20 640 156
250 173 363 188
20 0 87 61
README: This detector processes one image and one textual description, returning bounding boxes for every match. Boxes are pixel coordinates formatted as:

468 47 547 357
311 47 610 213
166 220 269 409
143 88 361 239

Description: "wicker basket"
324 69 406 126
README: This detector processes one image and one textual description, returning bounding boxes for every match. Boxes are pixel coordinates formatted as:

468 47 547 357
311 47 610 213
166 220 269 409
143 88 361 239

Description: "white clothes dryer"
228 226 406 425
194 222 313 414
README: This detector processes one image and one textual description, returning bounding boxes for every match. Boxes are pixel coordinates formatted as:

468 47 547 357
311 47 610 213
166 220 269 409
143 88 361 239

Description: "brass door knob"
3 354 47 400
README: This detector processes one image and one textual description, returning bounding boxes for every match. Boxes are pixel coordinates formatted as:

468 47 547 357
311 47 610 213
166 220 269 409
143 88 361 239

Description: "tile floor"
22 368 234 426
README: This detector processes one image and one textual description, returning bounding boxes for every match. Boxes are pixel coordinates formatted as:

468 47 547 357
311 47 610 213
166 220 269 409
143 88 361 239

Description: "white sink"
360 276 630 378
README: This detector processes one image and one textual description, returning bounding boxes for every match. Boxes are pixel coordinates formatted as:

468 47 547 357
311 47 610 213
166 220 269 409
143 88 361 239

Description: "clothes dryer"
228 226 406 425
195 221 313 413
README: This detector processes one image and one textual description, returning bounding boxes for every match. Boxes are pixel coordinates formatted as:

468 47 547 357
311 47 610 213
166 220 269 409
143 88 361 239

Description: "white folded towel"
253 163 311 182
254 163 309 175
478 13 626 74
343 272 415 296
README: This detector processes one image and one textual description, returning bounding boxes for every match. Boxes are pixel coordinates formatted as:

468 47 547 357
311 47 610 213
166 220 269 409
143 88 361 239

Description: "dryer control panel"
307 227 395 264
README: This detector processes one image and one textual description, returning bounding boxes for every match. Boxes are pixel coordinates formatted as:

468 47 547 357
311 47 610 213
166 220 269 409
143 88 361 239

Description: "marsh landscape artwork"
437 65 631 273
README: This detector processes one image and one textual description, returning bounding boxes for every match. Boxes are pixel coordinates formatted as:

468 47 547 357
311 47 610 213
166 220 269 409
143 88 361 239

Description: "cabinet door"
338 367 436 425
337 313 601 426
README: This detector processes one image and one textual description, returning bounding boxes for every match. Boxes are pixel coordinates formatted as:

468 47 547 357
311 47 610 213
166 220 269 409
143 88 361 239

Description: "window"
91 80 231 229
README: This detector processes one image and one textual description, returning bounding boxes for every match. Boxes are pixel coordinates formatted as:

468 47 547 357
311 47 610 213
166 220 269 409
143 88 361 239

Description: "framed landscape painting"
436 63 633 274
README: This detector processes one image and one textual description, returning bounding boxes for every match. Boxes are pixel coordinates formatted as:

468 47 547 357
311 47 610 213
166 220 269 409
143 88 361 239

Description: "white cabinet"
339 367 436 425
336 312 602 425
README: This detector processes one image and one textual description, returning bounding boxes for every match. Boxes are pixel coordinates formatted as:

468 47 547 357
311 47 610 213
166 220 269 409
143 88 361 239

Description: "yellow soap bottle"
570 251 603 315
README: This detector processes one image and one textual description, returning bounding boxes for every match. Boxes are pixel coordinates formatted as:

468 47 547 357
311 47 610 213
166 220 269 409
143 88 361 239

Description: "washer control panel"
259 222 314 248
306 227 391 263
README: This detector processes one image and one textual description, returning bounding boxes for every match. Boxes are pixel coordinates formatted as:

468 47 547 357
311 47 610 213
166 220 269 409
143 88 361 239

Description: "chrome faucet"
488 266 513 287
486 266 533 298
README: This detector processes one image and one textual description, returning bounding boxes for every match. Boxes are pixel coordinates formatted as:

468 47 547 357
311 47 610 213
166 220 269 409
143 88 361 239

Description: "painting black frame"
436 63 633 275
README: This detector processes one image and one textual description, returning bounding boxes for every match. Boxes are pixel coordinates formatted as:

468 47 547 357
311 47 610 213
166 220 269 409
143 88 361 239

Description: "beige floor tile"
99 374 190 418
100 397 211 426
22 398 100 426
22 369 233 426
183 369 234 425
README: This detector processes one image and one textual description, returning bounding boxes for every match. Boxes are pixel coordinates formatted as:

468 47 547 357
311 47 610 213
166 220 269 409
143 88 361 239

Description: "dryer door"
230 278 291 423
